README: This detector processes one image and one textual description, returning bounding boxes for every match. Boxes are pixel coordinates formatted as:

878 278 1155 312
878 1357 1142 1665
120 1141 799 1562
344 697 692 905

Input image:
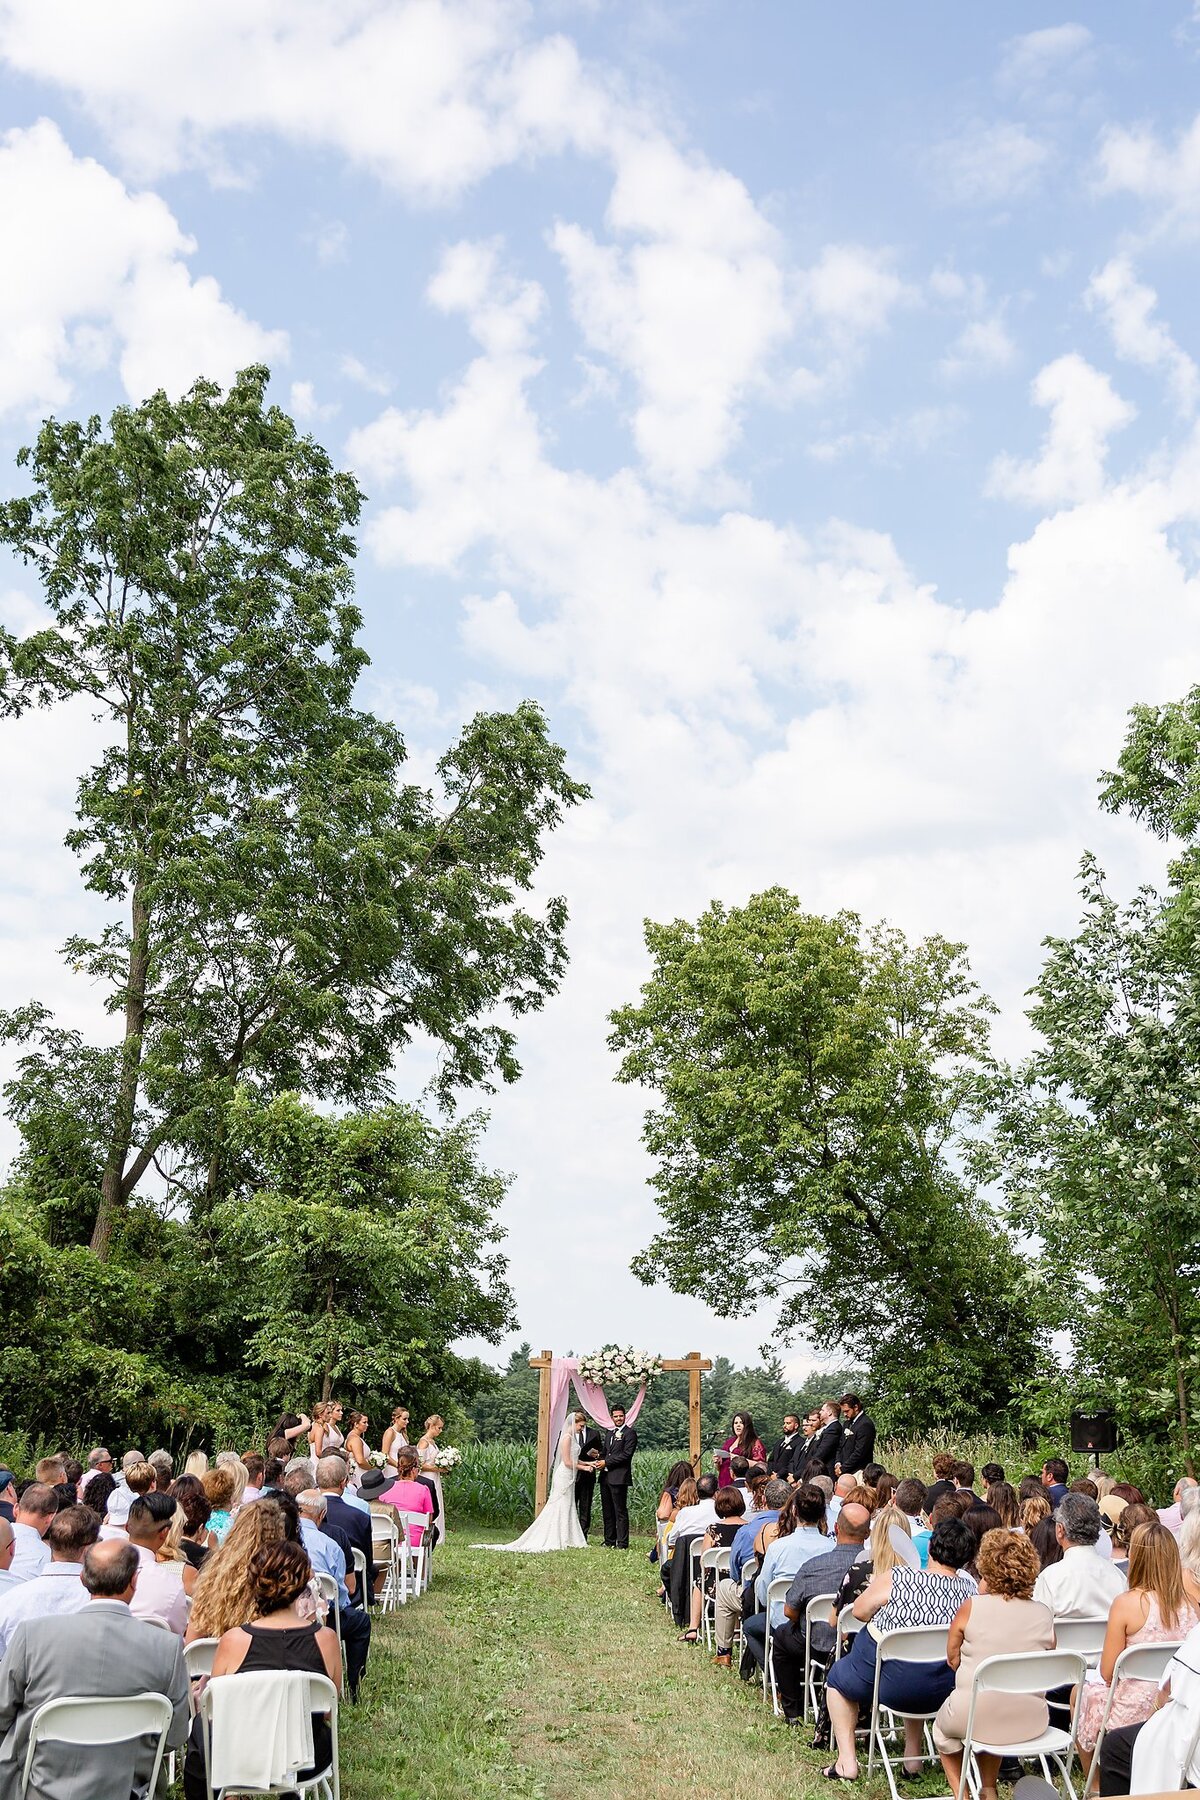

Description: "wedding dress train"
479 1428 588 1552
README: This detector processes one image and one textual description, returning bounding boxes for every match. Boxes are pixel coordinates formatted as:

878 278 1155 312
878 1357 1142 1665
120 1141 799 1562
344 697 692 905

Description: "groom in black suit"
570 1410 604 1538
598 1406 637 1549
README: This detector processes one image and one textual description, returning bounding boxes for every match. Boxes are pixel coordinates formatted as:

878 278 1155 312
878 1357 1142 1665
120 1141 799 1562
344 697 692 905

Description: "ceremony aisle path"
345 1528 897 1800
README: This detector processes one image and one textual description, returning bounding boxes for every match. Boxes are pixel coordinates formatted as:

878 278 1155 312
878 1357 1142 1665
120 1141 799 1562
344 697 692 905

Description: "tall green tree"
609 888 1042 1428
0 369 586 1255
210 1091 512 1405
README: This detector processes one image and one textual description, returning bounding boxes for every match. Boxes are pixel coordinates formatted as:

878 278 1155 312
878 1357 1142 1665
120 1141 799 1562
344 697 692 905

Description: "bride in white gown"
480 1423 588 1552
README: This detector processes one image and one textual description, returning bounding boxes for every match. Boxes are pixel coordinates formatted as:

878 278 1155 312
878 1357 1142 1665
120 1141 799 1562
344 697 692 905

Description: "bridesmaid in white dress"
480 1425 587 1552
381 1407 410 1478
311 1401 345 1459
418 1415 447 1544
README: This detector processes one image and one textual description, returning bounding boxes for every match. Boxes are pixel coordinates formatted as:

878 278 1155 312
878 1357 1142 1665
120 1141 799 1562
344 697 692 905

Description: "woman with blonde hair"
183 1450 208 1479
1020 1493 1051 1534
418 1414 446 1544
185 1494 302 1642
1075 1521 1200 1775
215 1451 249 1509
310 1401 344 1459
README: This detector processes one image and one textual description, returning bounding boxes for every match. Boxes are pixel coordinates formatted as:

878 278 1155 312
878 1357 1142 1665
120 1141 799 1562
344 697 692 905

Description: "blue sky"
1 1 1199 1379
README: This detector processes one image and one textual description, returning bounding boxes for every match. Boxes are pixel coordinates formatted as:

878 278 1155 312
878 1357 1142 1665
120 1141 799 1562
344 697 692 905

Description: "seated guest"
376 1447 435 1545
259 1457 287 1496
183 1450 209 1479
926 1453 958 1512
148 1449 174 1492
961 1503 1003 1576
1096 1619 1200 1795
127 1493 189 1634
33 1459 67 1508
981 1462 1005 1489
1112 1503 1157 1571
1071 1478 1099 1500
667 1474 719 1547
82 1446 114 1487
215 1452 250 1513
1076 1521 1200 1779
241 1454 265 1503
79 1470 117 1520
710 1477 793 1663
170 1475 216 1567
895 1479 927 1539
181 1541 341 1800
8 1485 56 1581
317 1456 374 1603
862 1463 887 1491
745 1469 770 1513
0 1473 15 1529
824 1516 976 1780
952 1462 979 1502
1110 1481 1147 1506
295 1489 370 1700
863 1501 922 1571
827 1472 857 1532
0 1522 16 1602
1030 1514 1063 1570
874 1473 898 1509
656 1462 696 1525
913 1494 960 1570
1017 1474 1045 1504
1021 1493 1051 1534
934 1530 1054 1800
1032 1492 1127 1616
769 1502 872 1718
986 1482 1020 1530
0 1504 98 1656
1041 1457 1070 1507
102 1459 154 1537
59 1459 83 1507
682 1487 746 1642
0 1539 189 1797
742 1485 830 1669
1157 1476 1199 1536
202 1465 239 1543
187 1495 301 1642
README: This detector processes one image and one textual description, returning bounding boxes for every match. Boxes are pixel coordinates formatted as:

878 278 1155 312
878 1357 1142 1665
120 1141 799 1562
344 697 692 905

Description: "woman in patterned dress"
824 1515 977 1781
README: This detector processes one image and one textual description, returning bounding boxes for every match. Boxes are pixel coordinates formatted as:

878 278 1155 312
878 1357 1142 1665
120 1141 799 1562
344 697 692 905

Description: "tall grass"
453 1433 1178 1529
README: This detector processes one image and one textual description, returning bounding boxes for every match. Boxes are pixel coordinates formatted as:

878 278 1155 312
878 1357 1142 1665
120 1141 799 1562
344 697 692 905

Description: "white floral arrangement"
433 1446 461 1471
577 1345 663 1388
367 1450 387 1468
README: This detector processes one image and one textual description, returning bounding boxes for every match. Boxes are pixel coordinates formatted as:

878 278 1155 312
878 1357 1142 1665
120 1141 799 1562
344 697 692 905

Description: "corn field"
449 1433 1179 1529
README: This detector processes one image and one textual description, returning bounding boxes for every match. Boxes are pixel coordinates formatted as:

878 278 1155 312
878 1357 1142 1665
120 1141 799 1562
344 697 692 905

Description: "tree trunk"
1169 1295 1195 1478
91 874 150 1258
320 1279 336 1401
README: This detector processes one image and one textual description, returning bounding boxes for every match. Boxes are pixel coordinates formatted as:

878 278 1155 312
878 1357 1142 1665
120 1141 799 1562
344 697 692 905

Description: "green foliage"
0 367 587 1255
610 888 1044 1429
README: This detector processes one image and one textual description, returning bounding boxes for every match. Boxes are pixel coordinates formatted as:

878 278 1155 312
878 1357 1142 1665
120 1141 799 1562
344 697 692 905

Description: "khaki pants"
714 1576 744 1652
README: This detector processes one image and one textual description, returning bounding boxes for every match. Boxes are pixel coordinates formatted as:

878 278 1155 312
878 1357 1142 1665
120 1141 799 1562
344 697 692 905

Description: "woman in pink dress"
1076 1520 1200 1780
377 1446 434 1547
716 1412 766 1488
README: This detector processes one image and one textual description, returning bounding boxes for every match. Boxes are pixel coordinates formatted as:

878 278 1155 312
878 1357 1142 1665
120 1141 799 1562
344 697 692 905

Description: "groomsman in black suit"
769 1413 804 1481
571 1409 604 1538
807 1401 843 1475
598 1407 637 1548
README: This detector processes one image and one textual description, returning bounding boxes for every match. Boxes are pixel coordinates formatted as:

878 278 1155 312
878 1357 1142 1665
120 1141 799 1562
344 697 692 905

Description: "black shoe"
998 1758 1024 1784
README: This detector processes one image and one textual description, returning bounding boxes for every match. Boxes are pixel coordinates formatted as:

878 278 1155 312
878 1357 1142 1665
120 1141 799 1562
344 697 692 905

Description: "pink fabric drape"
546 1356 648 1461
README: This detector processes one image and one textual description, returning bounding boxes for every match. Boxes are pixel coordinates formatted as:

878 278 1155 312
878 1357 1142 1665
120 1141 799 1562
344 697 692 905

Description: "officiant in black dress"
570 1410 604 1537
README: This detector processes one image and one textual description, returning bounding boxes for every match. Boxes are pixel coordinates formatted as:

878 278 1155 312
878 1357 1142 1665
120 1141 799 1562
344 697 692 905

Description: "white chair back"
1052 1617 1109 1661
803 1593 838 1722
974 1648 1085 1694
22 1692 174 1800
199 1670 340 1800
957 1650 1087 1800
763 1576 795 1714
867 1624 952 1798
1085 1640 1182 1796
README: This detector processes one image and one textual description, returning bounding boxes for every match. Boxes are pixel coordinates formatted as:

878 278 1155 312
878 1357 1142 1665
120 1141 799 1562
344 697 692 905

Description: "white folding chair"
1084 1639 1182 1795
1053 1618 1110 1666
314 1572 344 1671
200 1669 340 1799
803 1592 838 1721
397 1510 431 1594
185 1637 220 1717
699 1547 731 1649
350 1547 368 1607
957 1649 1087 1800
21 1692 174 1800
368 1513 405 1609
865 1624 951 1800
763 1576 793 1712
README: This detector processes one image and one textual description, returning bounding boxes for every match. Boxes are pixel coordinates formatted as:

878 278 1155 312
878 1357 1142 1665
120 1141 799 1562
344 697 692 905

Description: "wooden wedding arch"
529 1349 712 1510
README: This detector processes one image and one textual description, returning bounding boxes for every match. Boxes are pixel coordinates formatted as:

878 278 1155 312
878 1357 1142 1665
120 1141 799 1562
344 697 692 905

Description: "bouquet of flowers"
577 1346 663 1388
433 1446 461 1471
367 1450 387 1468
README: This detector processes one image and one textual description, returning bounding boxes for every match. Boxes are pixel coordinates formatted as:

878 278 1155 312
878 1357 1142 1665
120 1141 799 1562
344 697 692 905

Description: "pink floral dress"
1077 1594 1200 1750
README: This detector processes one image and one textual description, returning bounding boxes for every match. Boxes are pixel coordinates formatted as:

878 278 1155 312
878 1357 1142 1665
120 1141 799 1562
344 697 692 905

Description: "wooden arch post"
529 1349 713 1510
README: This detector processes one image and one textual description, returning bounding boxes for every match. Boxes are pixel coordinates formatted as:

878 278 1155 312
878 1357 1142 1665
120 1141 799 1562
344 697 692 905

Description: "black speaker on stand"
1070 1409 1117 1465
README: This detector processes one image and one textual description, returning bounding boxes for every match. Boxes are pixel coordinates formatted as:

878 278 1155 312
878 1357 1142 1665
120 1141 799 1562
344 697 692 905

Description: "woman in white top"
381 1407 410 1478
418 1416 446 1545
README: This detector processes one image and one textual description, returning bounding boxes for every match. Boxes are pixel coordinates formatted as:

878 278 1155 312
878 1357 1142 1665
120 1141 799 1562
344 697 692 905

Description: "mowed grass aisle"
344 1528 873 1800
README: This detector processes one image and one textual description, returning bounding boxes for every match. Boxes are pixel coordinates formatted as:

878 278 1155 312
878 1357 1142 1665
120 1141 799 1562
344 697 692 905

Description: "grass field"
342 1523 929 1800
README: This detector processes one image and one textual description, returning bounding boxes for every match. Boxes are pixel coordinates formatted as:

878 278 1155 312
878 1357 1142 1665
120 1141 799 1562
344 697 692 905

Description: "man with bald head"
0 1538 188 1797
770 1501 872 1723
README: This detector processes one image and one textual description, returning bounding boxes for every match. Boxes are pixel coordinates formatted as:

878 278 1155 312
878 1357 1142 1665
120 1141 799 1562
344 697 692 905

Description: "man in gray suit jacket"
0 1538 189 1800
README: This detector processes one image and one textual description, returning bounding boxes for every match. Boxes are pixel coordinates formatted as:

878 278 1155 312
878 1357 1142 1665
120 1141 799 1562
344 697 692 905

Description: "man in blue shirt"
770 1503 871 1721
742 1485 832 1670
297 1488 371 1698
714 1477 790 1663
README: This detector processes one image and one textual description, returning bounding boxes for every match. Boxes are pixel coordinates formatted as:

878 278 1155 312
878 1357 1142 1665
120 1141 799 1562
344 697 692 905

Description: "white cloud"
338 353 392 395
0 119 285 416
1086 256 1199 413
987 353 1135 506
941 315 1018 379
930 121 1050 205
1096 114 1200 238
807 405 964 466
310 220 349 265
289 379 338 422
800 243 912 346
999 23 1092 91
